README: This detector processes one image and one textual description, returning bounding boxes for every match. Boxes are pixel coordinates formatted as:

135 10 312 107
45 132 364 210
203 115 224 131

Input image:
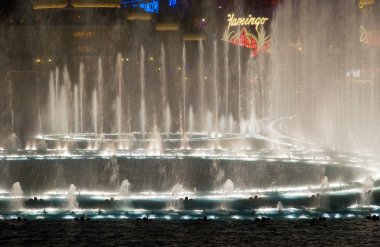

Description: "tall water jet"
55 67 59 132
10 182 23 210
222 179 234 194
116 95 122 139
317 176 330 209
211 160 225 187
247 58 257 135
219 115 226 134
107 157 119 189
171 183 184 198
74 84 79 133
61 65 71 134
198 40 204 130
321 176 329 192
127 96 131 134
221 179 234 210
149 118 162 154
49 66 75 134
116 54 123 138
224 40 229 128
169 183 185 210
7 76 14 133
228 114 234 134
240 119 247 137
97 57 104 134
164 104 171 136
181 44 189 150
271 179 278 192
237 27 242 134
248 113 256 136
140 47 146 136
178 109 184 146
182 43 186 135
37 72 49 136
48 72 55 133
79 63 84 133
189 105 194 136
119 179 131 196
160 43 167 126
213 40 219 137
277 201 284 212
4 133 21 152
206 111 213 137
67 184 77 210
361 176 375 205
37 138 48 150
212 40 219 141
92 89 98 134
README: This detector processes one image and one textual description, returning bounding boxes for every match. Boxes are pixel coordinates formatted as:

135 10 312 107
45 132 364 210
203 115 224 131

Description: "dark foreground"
1 219 380 246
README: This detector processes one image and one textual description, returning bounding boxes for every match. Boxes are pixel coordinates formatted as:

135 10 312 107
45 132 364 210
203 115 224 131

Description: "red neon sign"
227 27 270 56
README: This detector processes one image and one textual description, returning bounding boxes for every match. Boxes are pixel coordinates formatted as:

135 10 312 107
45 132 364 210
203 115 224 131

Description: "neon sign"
223 13 270 57
140 0 159 13
121 0 159 13
361 26 380 47
121 0 176 13
168 0 177 7
227 14 269 30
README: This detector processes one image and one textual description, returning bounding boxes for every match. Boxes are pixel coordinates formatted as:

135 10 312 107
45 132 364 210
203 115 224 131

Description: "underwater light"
286 215 296 219
299 215 309 219
231 215 242 220
63 215 75 220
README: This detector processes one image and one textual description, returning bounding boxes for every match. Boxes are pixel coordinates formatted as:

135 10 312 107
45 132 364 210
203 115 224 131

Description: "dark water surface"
1 219 380 246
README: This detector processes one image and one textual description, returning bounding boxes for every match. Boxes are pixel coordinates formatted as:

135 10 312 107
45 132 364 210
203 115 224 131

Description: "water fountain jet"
119 179 131 196
10 182 23 210
67 184 78 210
